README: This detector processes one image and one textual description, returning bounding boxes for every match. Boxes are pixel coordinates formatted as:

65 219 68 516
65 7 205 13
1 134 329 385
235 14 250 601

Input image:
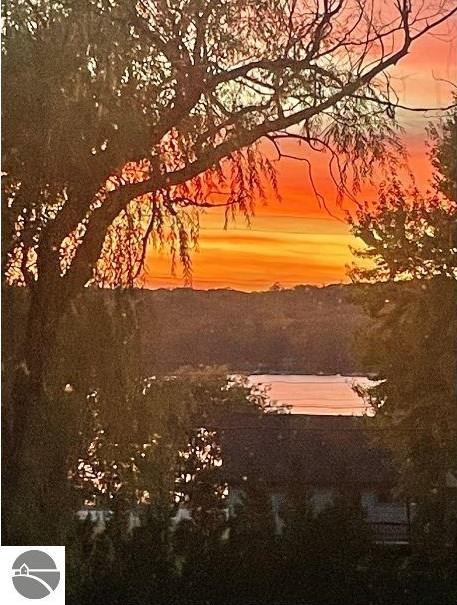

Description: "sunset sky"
144 27 456 292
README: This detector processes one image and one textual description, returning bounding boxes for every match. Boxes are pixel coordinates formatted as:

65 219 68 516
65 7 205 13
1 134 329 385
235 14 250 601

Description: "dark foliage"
348 111 457 560
65 490 457 605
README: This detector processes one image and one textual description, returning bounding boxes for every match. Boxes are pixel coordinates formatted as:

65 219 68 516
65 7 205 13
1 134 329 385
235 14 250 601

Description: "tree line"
4 282 374 384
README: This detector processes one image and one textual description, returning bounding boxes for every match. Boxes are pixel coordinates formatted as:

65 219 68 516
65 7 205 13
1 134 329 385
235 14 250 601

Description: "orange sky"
144 26 456 291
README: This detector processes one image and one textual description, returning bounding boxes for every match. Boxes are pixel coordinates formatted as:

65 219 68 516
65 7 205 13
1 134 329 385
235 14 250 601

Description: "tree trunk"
2 186 138 544
3 276 75 545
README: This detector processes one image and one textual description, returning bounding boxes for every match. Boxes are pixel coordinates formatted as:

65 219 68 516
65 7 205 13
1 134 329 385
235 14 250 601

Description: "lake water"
247 374 374 416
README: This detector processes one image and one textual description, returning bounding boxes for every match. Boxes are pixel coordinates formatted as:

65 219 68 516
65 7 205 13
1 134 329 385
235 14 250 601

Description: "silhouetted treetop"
3 0 456 288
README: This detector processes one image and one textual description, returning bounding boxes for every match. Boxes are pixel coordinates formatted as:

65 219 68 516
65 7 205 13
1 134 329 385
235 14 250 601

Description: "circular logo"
12 550 60 599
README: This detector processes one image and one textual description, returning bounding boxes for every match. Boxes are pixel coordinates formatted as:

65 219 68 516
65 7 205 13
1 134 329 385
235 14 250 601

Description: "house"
76 413 412 545
15 564 29 576
76 507 143 534
76 501 195 534
215 413 411 545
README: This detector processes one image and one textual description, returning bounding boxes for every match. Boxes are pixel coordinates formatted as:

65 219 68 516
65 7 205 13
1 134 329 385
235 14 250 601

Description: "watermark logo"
0 547 64 604
12 550 60 599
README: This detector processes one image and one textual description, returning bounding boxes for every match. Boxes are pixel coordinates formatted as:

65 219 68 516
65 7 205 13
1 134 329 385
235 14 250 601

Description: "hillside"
133 284 370 375
3 284 373 381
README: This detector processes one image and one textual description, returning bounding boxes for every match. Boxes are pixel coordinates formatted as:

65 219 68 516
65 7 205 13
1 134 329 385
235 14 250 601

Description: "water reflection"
247 374 375 415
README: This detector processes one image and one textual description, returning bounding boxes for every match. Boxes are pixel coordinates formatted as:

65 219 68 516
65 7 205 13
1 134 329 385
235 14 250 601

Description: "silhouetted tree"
349 111 457 563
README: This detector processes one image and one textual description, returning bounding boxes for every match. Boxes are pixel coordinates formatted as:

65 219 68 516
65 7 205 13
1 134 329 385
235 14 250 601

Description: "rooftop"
215 413 394 488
